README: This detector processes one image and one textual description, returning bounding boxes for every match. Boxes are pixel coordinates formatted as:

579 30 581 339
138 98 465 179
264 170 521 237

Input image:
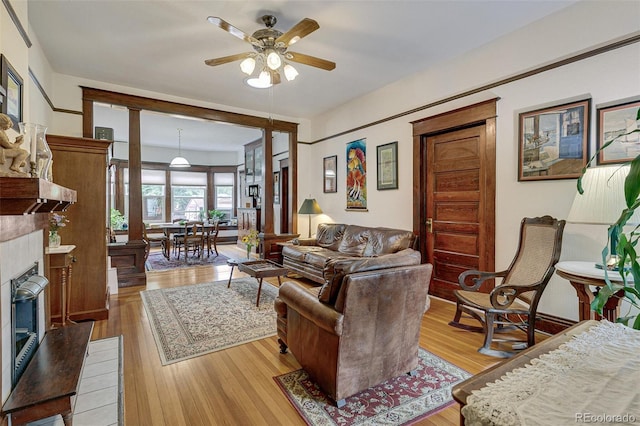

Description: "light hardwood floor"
91 244 511 425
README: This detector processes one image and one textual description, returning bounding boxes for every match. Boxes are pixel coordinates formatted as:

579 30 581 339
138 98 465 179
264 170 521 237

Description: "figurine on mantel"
0 113 29 177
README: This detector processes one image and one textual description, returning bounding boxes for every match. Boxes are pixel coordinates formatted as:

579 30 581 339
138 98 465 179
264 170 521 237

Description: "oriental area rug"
141 278 277 365
274 349 470 426
145 251 229 271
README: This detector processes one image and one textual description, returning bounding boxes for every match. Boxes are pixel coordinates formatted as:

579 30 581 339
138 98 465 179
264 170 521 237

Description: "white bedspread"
462 321 640 425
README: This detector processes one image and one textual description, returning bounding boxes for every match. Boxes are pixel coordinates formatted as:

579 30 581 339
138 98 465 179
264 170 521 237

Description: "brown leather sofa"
282 223 419 284
274 263 433 407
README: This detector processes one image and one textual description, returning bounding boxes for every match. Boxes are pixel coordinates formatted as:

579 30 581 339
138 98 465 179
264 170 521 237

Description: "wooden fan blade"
287 51 336 71
204 53 251 67
276 18 319 46
207 16 259 45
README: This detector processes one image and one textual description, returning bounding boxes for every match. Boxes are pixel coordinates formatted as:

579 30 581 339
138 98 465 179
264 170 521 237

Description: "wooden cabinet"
47 135 111 321
237 208 261 252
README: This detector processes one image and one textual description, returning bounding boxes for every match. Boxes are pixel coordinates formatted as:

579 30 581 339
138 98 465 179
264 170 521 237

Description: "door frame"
412 99 497 275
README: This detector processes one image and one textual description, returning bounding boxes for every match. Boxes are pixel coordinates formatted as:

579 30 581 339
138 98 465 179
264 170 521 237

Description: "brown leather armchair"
274 263 433 407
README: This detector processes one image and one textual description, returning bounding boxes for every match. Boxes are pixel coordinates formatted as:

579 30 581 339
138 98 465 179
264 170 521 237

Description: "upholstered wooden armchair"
449 216 565 358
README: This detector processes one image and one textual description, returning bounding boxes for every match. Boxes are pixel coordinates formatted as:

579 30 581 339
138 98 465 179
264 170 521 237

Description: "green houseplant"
110 208 126 231
578 107 640 329
208 209 225 221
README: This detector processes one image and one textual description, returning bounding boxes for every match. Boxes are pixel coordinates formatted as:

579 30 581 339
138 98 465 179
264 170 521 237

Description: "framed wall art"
346 139 367 211
596 98 640 165
376 141 398 190
518 98 590 181
1 55 23 132
323 155 337 193
273 171 280 204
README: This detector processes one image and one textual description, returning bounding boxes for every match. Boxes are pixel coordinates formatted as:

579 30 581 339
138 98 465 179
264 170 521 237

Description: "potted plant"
578 107 640 328
110 208 126 231
208 209 225 222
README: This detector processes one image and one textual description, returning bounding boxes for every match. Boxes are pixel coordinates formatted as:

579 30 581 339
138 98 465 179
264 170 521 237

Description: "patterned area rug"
274 349 470 426
145 251 229 271
141 278 277 365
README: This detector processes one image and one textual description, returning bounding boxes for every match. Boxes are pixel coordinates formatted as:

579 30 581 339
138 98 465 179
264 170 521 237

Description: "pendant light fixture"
170 128 190 168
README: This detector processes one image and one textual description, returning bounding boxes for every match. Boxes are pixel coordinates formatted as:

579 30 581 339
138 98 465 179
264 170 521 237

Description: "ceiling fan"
204 14 336 88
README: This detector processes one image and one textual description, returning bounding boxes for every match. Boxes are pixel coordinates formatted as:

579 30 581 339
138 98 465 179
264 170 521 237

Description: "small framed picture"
323 155 337 193
518 98 590 181
376 141 398 190
596 99 640 165
273 171 280 204
1 55 23 132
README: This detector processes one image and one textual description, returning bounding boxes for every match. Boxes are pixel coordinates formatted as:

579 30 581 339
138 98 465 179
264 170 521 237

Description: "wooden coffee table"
232 260 289 307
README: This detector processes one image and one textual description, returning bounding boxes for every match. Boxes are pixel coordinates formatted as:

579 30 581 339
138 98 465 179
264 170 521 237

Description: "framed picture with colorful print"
346 139 367 211
518 98 590 181
596 98 640 165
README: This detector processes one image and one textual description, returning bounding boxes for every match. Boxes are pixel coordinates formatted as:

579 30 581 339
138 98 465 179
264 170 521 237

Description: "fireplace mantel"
0 177 77 243
0 177 76 215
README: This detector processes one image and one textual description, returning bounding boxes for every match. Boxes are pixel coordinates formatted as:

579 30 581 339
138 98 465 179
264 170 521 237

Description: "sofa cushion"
318 249 422 304
363 228 416 256
315 223 346 251
337 225 370 256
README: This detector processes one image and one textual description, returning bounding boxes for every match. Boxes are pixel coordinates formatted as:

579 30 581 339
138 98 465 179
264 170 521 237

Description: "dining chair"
143 226 170 259
172 218 187 257
205 220 220 257
179 221 205 261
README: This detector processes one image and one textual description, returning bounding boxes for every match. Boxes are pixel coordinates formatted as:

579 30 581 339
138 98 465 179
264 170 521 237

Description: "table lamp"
298 198 323 238
567 164 640 268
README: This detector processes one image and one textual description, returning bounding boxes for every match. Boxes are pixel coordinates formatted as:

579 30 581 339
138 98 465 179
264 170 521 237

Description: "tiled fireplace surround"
0 229 46 403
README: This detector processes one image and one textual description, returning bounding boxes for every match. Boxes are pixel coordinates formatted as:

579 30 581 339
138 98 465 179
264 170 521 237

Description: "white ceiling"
28 0 577 152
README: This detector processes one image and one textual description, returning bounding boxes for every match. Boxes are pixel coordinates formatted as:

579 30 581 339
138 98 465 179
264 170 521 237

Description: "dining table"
148 222 233 259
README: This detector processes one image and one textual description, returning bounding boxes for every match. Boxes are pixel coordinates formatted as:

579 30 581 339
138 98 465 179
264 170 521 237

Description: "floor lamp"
298 198 323 238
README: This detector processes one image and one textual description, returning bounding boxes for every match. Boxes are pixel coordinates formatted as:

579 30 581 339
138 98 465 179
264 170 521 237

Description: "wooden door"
426 126 492 300
412 99 496 302
280 165 289 233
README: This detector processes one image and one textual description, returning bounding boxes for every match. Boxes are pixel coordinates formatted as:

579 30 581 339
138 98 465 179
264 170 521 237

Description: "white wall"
300 0 640 321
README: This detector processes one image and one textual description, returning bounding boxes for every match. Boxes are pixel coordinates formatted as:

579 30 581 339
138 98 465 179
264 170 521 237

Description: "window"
142 169 166 223
171 171 207 221
214 173 234 219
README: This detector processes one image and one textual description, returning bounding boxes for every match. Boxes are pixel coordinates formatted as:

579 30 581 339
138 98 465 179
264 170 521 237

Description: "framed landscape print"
596 99 640 165
346 139 367 211
376 141 398 190
518 98 590 181
1 55 22 132
323 155 337 193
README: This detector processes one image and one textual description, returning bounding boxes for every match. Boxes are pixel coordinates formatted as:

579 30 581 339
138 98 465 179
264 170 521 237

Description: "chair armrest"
292 237 318 246
489 283 542 309
458 270 508 291
278 281 344 336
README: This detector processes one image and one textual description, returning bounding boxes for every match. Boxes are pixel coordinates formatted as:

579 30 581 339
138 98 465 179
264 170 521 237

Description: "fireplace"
10 263 49 386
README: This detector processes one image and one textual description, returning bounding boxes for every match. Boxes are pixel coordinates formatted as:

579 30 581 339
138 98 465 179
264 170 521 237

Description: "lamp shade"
169 156 190 168
298 198 323 215
568 165 640 225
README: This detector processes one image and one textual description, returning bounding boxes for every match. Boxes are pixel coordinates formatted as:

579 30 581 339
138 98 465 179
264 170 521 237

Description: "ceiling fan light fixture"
284 63 298 81
246 69 272 88
266 50 282 70
240 57 256 75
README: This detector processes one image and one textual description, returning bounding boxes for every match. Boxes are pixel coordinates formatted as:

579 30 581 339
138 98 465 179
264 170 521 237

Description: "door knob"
426 218 433 233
